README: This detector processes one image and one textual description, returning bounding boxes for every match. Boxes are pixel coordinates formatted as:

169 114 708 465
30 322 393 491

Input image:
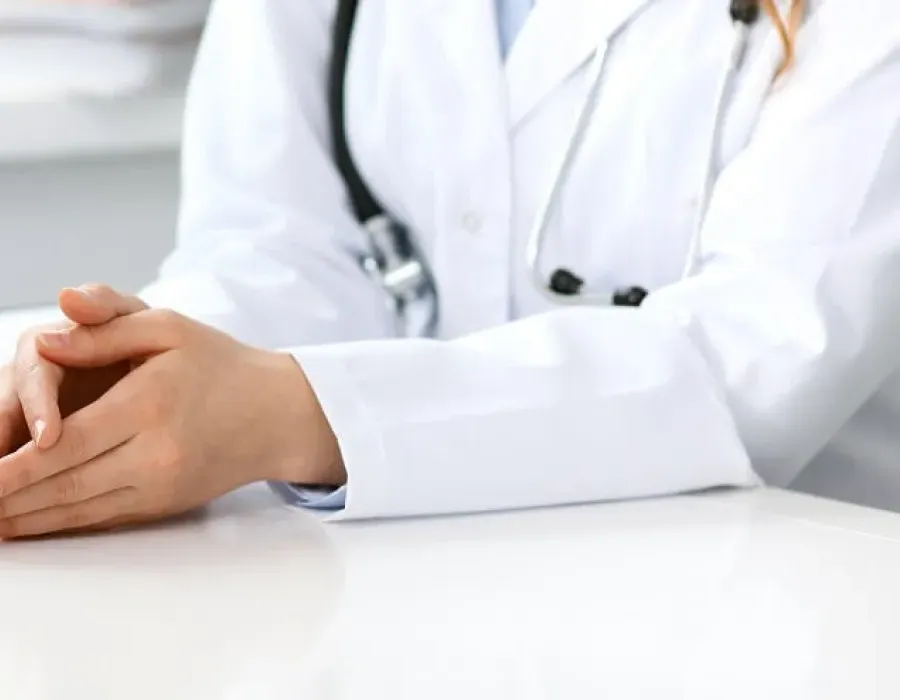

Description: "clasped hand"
0 286 343 539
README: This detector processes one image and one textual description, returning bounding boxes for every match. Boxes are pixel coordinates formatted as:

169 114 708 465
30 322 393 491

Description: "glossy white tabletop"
1 485 899 699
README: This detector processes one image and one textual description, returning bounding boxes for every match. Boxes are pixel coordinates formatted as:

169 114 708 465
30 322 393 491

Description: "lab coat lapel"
408 0 511 172
505 0 658 129
411 0 506 125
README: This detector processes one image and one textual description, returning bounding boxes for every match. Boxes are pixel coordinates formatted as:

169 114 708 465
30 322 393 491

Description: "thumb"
59 285 148 326
34 309 189 368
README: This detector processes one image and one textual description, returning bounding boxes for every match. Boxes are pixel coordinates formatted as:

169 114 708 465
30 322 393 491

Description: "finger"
58 285 148 327
0 402 28 457
0 366 23 455
0 488 138 540
0 378 139 498
14 338 65 450
68 513 143 535
36 309 189 368
0 410 12 455
0 439 134 520
0 403 21 456
9 323 71 451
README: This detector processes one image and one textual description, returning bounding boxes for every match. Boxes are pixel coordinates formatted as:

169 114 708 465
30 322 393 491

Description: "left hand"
0 307 344 539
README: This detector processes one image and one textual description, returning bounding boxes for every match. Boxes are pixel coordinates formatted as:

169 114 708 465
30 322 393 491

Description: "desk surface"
0 485 898 699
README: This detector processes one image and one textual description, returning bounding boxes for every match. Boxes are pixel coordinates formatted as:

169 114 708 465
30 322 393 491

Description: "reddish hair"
763 0 806 78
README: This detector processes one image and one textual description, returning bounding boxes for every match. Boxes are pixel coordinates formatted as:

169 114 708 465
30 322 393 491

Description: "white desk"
2 311 899 698
0 485 899 699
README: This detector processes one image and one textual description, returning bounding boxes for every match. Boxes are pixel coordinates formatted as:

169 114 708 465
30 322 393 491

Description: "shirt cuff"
269 482 348 511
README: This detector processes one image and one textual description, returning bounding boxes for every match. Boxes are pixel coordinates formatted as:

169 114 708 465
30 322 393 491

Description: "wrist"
265 352 346 487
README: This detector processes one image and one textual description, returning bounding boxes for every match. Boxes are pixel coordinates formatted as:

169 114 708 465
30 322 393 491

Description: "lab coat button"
461 212 483 234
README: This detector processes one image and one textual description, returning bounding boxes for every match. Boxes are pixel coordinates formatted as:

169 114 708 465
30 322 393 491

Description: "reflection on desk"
0 485 898 699
0 487 341 699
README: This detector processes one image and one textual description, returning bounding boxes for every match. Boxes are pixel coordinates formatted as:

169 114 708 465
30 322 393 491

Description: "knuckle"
0 520 19 539
151 478 179 509
149 309 189 341
147 308 177 326
15 337 62 391
154 433 184 471
141 387 170 424
62 509 92 531
62 427 89 464
141 400 162 425
55 471 84 504
15 321 67 355
14 338 37 372
0 365 15 403
81 283 114 299
20 361 41 388
4 462 37 496
15 327 37 352
156 308 182 324
74 325 100 353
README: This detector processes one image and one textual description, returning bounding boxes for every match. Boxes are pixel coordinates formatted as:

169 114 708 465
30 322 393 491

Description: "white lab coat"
141 0 900 519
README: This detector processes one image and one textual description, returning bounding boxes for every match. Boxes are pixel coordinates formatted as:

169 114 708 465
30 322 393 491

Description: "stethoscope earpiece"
548 268 586 296
611 286 649 308
549 269 648 307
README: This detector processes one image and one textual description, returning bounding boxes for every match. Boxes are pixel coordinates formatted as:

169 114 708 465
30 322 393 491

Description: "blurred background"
0 0 209 312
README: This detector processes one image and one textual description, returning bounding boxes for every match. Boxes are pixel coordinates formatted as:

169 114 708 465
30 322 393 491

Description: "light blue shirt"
496 0 535 59
282 0 536 512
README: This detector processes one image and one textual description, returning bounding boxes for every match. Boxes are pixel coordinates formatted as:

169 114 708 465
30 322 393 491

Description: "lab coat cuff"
288 345 389 521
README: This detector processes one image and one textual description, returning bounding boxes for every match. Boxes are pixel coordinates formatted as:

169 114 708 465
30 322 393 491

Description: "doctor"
0 0 899 538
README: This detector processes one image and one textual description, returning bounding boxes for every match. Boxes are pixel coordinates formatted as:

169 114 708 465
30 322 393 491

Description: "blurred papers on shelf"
0 0 209 102
0 0 209 38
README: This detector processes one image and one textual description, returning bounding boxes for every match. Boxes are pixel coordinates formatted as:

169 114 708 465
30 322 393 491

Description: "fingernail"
72 285 96 300
34 419 46 446
37 330 70 349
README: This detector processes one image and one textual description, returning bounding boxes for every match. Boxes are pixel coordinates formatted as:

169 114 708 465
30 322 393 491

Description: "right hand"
0 285 148 457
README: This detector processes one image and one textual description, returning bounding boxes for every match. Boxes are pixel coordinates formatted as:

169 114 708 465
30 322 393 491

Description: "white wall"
0 150 179 310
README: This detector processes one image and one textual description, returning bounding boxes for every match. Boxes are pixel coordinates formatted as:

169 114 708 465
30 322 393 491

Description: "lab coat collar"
504 0 659 128
410 0 508 126
414 0 658 131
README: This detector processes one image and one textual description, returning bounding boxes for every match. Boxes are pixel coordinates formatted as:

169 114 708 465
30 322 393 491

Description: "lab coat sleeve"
139 0 395 350
292 44 900 520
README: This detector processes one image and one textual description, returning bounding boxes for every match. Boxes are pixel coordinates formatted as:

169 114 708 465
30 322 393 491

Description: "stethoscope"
527 0 763 307
332 0 765 335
